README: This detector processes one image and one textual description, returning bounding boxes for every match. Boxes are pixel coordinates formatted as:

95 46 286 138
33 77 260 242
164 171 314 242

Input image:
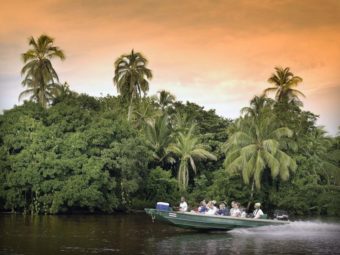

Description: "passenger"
211 200 218 211
240 206 247 218
216 203 228 216
179 197 188 212
205 201 218 215
231 202 241 217
253 202 264 219
198 200 208 213
205 201 211 214
229 201 236 216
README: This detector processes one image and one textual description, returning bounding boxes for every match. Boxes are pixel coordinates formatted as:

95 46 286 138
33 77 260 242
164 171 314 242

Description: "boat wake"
229 221 340 239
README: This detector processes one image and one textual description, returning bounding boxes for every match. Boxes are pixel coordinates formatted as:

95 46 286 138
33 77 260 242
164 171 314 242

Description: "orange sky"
0 0 339 134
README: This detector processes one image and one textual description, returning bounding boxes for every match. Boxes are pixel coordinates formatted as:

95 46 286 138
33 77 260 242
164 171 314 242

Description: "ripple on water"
60 246 120 254
227 221 340 255
229 221 340 239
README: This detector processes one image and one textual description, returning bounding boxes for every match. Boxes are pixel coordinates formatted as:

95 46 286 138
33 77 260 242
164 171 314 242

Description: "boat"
145 208 289 230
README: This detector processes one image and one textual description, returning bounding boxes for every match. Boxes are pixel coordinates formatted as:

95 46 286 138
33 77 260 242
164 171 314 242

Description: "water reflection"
148 232 229 255
1 214 340 255
149 221 340 255
149 232 272 255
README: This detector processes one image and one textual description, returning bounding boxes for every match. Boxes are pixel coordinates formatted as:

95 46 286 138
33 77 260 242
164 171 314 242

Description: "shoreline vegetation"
0 34 339 216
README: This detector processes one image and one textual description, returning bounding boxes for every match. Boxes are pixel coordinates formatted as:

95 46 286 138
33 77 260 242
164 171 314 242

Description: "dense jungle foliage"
0 35 339 216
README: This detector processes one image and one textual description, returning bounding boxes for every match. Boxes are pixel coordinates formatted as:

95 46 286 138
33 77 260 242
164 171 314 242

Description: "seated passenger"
205 201 218 215
230 202 241 217
240 206 247 218
253 202 264 219
229 201 236 216
216 203 228 216
198 200 208 213
212 200 218 212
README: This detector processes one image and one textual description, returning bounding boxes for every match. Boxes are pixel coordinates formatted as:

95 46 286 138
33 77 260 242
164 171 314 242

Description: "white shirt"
205 206 218 215
179 201 188 212
231 208 241 217
253 209 264 219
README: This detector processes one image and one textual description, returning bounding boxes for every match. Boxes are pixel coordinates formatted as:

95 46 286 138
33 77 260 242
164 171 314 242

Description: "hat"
212 200 216 205
254 202 261 208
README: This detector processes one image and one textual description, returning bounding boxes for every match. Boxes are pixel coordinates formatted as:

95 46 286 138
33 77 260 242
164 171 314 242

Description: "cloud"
0 0 339 134
303 84 340 134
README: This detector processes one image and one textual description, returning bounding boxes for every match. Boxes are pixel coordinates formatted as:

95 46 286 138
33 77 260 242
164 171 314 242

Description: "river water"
1 214 340 255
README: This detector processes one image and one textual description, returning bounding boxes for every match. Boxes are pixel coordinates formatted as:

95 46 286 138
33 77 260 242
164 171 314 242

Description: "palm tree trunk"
42 94 47 109
247 178 255 211
39 72 47 109
127 96 134 121
31 190 34 215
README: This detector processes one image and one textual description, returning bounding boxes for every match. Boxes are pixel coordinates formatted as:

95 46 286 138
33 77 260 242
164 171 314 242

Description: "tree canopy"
1 35 339 216
113 49 153 121
20 34 65 108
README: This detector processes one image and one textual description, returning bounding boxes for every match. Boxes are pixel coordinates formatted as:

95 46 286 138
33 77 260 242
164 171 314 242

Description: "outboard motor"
274 210 289 221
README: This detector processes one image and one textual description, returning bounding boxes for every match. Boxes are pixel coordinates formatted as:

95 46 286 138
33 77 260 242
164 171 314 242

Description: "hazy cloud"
0 0 339 134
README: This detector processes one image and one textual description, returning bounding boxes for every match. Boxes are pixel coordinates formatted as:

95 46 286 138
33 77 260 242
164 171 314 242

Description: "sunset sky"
0 0 339 134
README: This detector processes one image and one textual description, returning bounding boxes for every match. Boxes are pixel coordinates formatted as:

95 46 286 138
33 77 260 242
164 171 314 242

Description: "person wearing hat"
253 202 264 219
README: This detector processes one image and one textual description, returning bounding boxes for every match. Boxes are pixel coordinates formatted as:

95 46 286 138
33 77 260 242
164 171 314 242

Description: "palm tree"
303 127 339 185
19 77 59 104
167 125 217 190
241 95 274 118
171 112 193 134
264 67 305 103
132 98 160 128
20 34 65 108
53 82 75 97
144 114 173 162
224 113 297 206
157 90 176 111
113 49 153 121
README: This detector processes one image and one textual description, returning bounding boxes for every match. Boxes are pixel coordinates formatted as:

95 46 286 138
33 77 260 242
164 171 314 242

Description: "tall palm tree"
113 49 153 121
167 125 217 190
20 34 65 108
157 90 176 111
224 113 297 205
264 67 305 103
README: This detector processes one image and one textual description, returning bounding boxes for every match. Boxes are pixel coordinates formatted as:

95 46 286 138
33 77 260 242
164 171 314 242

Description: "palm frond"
254 152 265 189
270 127 293 139
262 139 279 154
191 148 217 161
189 156 196 173
243 154 256 185
262 150 280 178
228 131 252 147
240 144 257 160
226 156 244 174
224 148 241 167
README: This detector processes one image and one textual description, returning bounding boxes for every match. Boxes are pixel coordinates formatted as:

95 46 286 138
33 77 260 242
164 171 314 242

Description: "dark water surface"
1 214 340 255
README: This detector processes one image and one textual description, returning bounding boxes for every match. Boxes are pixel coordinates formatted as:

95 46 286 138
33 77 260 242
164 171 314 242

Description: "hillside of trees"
0 34 339 216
